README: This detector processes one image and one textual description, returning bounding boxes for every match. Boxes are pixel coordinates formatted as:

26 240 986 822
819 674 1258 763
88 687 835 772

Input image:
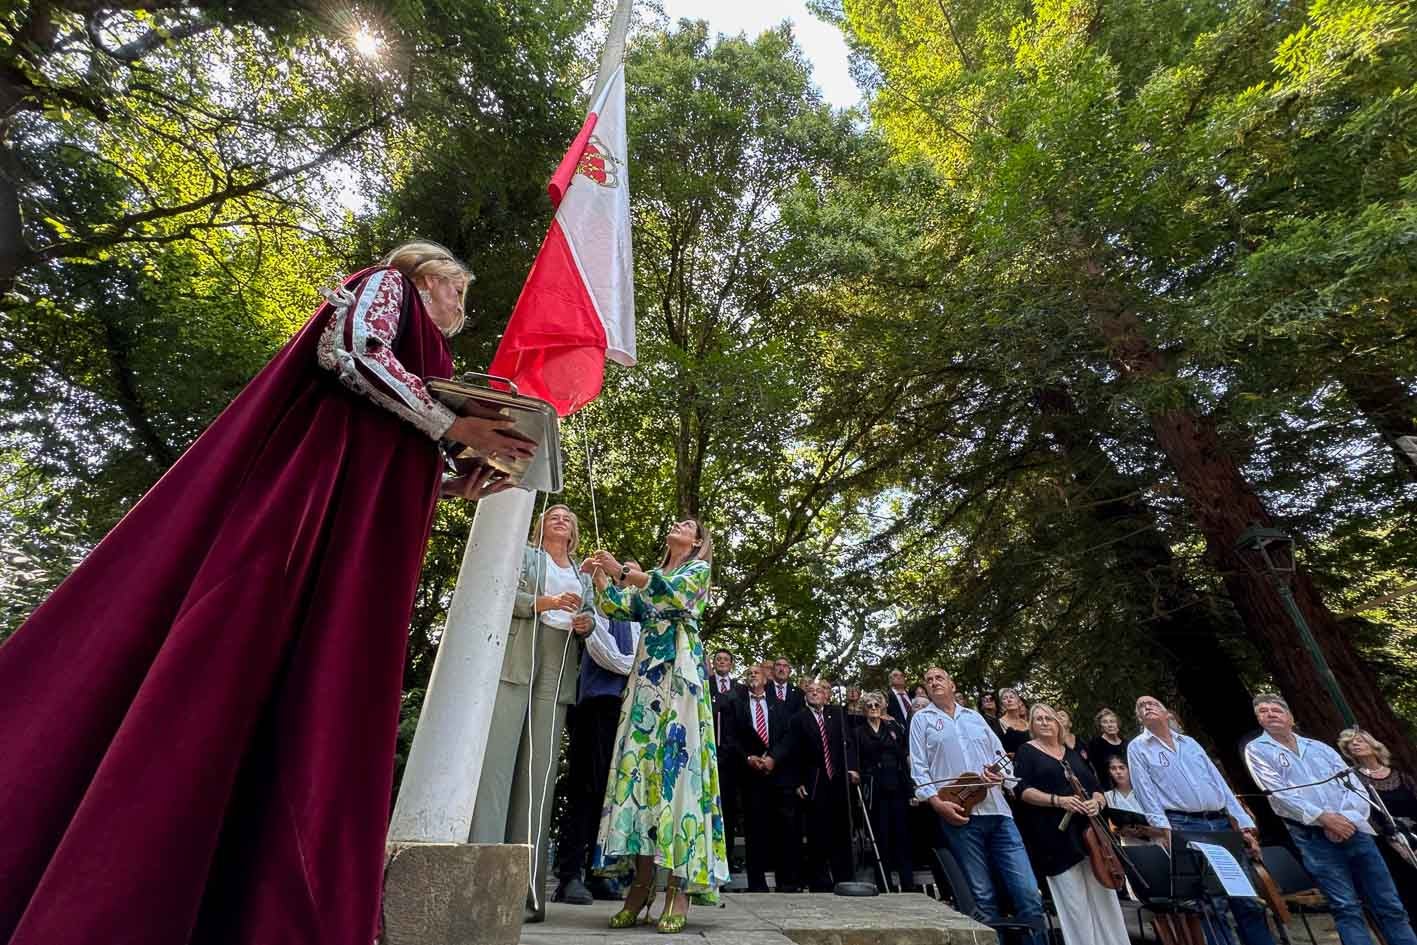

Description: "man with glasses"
1127 694 1273 945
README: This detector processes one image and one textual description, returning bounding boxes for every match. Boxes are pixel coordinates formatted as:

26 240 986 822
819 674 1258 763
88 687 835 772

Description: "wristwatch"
619 563 632 582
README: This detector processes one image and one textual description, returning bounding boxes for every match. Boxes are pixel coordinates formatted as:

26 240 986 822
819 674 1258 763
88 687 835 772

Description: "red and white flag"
489 22 635 416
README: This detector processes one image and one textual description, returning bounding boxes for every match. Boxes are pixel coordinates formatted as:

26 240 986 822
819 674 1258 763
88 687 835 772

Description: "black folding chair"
1261 845 1328 945
931 847 1052 945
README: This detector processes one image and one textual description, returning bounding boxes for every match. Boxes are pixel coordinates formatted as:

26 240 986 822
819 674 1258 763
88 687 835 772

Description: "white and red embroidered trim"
316 269 456 441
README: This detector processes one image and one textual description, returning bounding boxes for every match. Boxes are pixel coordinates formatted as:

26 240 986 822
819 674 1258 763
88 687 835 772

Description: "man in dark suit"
709 648 746 872
764 678 859 892
766 656 805 715
728 664 795 892
885 668 913 730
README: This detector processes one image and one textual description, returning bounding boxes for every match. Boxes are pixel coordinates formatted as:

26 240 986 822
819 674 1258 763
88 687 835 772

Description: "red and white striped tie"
754 699 769 745
814 710 835 779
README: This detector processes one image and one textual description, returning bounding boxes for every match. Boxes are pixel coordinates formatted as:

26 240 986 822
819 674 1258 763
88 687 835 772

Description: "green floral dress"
593 558 728 903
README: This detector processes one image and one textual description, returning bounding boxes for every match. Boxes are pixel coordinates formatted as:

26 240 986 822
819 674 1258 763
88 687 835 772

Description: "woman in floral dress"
587 519 728 934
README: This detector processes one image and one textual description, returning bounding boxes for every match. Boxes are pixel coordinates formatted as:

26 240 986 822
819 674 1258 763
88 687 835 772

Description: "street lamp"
1233 524 1356 728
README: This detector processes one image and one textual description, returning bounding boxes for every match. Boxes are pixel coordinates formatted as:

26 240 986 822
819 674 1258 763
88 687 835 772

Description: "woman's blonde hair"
382 240 472 286
658 519 713 568
531 504 580 555
1338 728 1391 767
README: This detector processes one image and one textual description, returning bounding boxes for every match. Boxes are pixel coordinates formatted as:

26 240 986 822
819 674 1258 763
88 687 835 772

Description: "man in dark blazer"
766 656 805 715
709 648 746 871
886 668 913 729
727 664 796 892
764 678 859 892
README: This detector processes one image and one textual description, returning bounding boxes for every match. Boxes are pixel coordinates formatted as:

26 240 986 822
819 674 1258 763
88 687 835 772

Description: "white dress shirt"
1244 732 1373 833
1127 729 1255 830
909 700 1011 817
584 615 639 676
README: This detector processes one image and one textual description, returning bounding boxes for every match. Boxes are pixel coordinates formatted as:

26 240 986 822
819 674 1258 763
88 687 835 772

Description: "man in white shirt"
910 667 1044 945
1127 694 1273 945
1245 694 1416 945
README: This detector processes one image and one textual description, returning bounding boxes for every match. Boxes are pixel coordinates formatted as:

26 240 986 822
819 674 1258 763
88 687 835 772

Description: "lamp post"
1233 524 1357 728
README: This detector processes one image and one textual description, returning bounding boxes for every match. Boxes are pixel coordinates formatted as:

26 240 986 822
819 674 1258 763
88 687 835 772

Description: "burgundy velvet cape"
0 267 452 945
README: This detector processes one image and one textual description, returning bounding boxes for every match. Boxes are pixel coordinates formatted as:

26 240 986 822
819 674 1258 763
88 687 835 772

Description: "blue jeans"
1167 812 1276 945
1288 824 1417 945
939 814 1046 945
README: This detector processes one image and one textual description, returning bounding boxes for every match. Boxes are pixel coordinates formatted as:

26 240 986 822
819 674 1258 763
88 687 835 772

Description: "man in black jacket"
764 679 859 891
766 656 805 715
709 648 746 872
727 664 795 892
885 669 913 730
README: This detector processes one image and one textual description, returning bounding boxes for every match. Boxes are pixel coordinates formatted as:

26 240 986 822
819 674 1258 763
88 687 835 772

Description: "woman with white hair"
855 690 917 891
0 241 533 945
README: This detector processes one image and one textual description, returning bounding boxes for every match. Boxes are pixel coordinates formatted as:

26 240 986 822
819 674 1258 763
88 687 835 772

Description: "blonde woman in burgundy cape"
0 241 534 945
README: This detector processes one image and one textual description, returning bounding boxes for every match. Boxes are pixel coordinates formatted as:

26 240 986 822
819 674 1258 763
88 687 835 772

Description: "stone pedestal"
382 842 530 945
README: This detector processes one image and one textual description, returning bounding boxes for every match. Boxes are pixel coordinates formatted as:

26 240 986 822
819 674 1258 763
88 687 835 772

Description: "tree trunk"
1036 387 1265 787
1335 364 1417 481
1095 309 1417 770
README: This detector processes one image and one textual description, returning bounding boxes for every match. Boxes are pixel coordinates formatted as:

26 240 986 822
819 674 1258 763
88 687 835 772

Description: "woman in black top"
1013 703 1129 945
997 688 1031 754
1340 729 1417 920
1086 708 1130 790
854 692 916 892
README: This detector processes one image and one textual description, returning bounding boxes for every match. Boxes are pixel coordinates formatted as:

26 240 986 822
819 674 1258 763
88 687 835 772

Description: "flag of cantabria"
489 5 635 416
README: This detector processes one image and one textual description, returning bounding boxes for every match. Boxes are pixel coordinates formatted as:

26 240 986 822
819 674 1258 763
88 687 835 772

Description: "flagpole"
591 0 633 104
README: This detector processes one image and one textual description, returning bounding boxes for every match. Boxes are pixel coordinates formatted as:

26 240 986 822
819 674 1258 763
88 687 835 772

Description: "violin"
936 751 1014 813
1061 759 1128 891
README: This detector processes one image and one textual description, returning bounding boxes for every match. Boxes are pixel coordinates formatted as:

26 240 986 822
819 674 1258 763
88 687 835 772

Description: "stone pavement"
521 892 997 945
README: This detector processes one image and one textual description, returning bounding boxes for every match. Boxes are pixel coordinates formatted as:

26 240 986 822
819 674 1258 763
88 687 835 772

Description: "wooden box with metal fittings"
427 372 564 494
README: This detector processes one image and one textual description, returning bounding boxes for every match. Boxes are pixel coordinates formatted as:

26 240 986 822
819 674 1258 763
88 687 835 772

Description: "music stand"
1172 829 1263 945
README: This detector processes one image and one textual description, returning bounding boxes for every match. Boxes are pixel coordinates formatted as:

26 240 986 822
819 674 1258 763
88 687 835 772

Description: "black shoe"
584 875 623 901
551 876 594 906
776 885 802 893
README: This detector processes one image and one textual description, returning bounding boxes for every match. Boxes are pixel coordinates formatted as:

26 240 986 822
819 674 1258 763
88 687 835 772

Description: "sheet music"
1187 841 1258 898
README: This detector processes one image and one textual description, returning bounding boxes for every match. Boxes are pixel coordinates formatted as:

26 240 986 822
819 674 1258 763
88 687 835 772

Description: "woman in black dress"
1086 708 1130 790
855 692 917 892
997 687 1031 754
1012 704 1129 945
1340 729 1417 920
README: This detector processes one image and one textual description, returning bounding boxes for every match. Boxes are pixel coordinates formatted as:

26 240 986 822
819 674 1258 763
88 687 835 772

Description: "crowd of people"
535 561 1417 945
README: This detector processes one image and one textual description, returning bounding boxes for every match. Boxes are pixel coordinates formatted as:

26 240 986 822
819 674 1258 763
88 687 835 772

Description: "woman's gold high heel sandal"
608 876 655 929
656 879 688 934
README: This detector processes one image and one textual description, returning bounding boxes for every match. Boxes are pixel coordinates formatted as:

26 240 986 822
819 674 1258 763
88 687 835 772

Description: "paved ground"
520 892 996 945
521 890 1343 945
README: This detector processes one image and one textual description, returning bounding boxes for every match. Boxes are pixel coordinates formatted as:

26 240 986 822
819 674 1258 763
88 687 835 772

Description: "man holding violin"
909 667 1046 945
1127 695 1275 945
